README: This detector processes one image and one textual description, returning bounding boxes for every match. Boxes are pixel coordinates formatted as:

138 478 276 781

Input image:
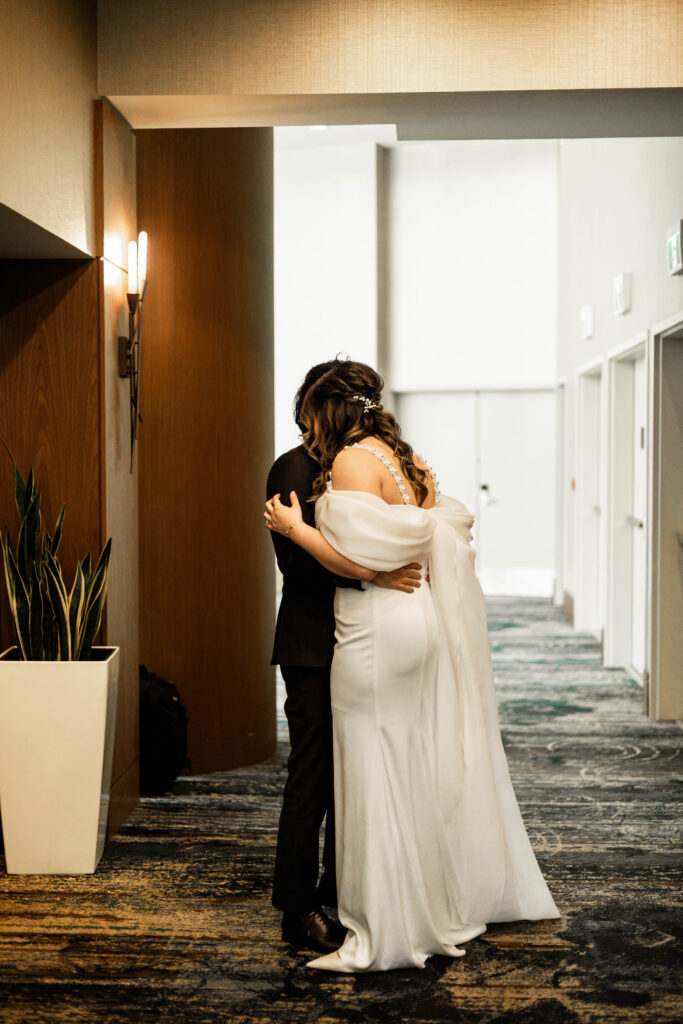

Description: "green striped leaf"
77 564 109 658
29 565 44 660
1 441 29 520
77 541 111 641
15 465 28 519
1 448 112 660
3 539 30 659
17 490 41 585
80 552 92 586
68 562 85 653
51 505 65 557
44 548 68 606
44 616 59 661
91 537 112 581
43 557 71 660
76 593 104 660
38 565 58 661
1 533 18 637
25 467 35 509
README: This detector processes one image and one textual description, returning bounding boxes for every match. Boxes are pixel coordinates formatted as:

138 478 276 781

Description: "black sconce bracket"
118 283 146 473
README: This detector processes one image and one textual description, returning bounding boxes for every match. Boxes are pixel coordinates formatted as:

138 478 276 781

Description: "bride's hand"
264 491 303 536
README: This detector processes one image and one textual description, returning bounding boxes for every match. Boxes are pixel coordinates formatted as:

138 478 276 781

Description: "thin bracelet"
285 517 303 537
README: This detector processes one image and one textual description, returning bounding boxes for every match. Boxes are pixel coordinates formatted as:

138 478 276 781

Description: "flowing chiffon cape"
316 484 560 928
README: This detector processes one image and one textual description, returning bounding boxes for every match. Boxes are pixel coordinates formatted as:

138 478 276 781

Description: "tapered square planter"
0 646 119 875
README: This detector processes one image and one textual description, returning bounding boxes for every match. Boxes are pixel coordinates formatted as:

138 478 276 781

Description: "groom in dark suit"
267 359 422 953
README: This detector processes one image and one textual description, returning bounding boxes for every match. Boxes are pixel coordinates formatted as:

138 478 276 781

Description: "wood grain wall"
136 129 276 772
0 262 102 617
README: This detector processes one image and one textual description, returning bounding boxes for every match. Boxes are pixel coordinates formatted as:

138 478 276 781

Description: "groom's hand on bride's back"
371 563 423 593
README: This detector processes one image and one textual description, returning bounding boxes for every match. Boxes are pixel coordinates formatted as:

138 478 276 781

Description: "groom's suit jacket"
267 444 362 667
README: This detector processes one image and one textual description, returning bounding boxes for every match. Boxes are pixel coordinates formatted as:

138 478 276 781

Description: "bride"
264 360 560 973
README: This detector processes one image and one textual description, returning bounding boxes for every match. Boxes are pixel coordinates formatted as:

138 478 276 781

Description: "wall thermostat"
667 222 682 275
612 272 632 315
579 304 594 339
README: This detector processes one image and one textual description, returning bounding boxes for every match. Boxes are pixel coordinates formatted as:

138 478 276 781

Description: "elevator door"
578 371 603 635
630 354 647 674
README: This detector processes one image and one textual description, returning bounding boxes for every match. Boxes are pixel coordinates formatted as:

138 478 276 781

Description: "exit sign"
667 222 682 275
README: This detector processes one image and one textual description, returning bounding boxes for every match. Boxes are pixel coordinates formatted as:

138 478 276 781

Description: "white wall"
274 142 379 455
387 140 559 595
557 137 683 600
387 140 558 391
274 136 560 595
558 139 683 378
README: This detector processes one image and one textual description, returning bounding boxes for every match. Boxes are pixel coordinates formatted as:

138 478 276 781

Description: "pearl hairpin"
351 394 380 413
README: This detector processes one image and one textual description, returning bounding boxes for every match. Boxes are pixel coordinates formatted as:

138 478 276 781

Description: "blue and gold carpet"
0 598 681 1023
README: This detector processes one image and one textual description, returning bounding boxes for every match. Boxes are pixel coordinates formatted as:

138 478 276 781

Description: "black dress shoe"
281 909 346 953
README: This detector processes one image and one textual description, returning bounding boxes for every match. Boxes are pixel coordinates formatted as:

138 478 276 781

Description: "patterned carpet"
0 598 681 1024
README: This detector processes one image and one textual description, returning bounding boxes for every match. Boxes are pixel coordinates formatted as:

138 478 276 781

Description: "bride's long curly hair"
299 359 430 505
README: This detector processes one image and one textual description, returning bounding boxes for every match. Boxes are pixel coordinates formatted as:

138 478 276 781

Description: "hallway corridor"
0 599 680 1024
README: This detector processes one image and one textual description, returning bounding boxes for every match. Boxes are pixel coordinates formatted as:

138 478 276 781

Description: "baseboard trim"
107 757 139 839
479 567 555 597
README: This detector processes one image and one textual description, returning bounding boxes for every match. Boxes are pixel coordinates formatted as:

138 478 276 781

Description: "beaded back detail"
342 443 441 507
417 454 441 506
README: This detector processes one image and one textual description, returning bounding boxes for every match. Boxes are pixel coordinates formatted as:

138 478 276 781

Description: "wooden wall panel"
94 99 140 835
0 260 102 654
136 129 276 772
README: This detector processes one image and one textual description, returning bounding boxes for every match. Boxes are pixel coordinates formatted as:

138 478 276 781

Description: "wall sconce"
119 231 148 473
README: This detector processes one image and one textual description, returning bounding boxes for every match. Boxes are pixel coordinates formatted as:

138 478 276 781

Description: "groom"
267 359 422 954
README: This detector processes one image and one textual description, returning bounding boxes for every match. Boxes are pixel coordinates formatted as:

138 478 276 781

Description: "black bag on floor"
139 664 191 795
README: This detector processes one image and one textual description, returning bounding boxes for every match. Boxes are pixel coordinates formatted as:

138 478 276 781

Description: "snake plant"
0 446 112 661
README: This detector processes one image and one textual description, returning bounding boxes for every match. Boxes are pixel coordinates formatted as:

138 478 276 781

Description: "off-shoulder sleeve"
315 487 435 570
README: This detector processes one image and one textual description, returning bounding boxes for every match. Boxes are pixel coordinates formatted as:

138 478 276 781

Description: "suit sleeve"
266 458 361 589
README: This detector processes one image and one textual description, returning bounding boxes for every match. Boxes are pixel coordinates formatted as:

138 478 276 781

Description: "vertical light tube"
137 231 148 287
128 240 138 294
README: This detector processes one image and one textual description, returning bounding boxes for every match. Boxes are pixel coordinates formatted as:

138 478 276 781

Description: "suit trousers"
272 665 337 914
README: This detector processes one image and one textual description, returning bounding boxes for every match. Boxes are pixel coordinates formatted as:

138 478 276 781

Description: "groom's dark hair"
294 357 348 430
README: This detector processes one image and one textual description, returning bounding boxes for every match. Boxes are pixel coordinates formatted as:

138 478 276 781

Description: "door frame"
604 332 648 676
575 356 607 639
554 377 567 608
648 309 683 719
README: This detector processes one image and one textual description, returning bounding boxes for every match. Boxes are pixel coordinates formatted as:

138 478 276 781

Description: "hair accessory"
351 394 381 413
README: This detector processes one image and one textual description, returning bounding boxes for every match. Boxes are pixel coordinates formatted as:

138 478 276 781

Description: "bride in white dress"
264 360 560 973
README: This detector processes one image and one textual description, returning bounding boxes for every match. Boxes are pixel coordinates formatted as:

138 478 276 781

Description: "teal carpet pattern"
0 598 681 1023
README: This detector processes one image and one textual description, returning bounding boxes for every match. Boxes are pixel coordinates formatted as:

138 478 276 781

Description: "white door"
554 382 566 607
478 391 556 596
394 391 478 544
630 354 647 673
395 390 555 595
577 371 602 635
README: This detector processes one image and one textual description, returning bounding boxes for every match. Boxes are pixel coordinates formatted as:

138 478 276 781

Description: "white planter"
0 645 119 875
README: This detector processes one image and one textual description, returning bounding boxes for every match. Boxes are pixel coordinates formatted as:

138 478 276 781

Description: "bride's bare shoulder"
330 445 383 496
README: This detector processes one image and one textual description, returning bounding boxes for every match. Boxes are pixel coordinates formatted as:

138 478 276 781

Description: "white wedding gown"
307 452 560 973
